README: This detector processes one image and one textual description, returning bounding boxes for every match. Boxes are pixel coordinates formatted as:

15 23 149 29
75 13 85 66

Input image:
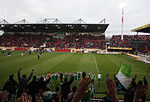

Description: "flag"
116 63 132 89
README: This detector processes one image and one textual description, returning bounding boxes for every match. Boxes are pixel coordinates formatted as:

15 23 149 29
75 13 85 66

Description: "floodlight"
120 2 127 8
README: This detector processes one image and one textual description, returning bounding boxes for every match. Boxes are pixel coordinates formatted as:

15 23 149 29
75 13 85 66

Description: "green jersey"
37 75 41 80
77 72 81 78
74 74 78 80
64 73 68 79
55 73 58 80
88 73 92 79
52 74 56 81
69 73 73 80
91 74 95 80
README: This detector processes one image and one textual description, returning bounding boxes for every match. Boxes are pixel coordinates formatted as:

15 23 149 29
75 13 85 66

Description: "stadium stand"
109 35 150 53
0 34 106 49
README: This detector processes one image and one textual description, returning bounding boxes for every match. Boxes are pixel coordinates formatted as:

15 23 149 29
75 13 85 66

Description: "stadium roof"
0 19 109 34
131 23 150 33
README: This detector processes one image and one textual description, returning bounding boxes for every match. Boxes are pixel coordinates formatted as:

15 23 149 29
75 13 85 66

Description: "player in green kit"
74 72 78 81
46 72 51 86
52 73 56 86
64 72 68 81
77 71 81 81
91 73 96 84
69 72 73 81
88 72 92 80
55 72 58 82
74 72 78 84
37 74 41 81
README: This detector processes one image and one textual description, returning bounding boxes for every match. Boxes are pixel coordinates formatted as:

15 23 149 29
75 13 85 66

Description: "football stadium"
0 1 150 102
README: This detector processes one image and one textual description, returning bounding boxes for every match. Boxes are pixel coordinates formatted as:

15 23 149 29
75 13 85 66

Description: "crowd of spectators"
1 33 150 53
0 68 148 102
110 35 150 53
0 34 106 49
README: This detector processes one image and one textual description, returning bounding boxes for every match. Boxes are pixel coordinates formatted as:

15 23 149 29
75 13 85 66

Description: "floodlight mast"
120 2 127 40
121 8 124 40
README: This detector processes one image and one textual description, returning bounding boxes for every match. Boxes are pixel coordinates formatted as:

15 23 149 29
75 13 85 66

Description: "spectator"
61 76 74 101
37 76 51 92
28 76 38 102
133 79 148 102
42 87 54 102
141 76 148 102
53 87 61 102
124 76 137 102
0 34 106 49
72 78 91 102
105 78 119 102
16 92 32 102
17 68 34 98
0 90 9 102
3 74 18 102
109 35 150 53
67 86 77 102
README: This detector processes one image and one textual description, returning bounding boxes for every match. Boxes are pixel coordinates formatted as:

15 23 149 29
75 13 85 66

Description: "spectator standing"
141 76 148 102
67 86 77 102
53 87 61 102
61 76 74 101
3 74 18 102
28 76 38 102
124 76 137 102
37 76 51 92
17 68 34 98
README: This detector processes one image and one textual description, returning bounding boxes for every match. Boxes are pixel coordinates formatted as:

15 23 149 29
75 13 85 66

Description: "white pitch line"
93 55 99 72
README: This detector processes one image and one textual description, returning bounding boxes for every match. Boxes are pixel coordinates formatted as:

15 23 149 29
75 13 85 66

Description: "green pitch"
0 52 150 98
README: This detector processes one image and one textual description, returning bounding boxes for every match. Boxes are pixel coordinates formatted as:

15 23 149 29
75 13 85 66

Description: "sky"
0 0 150 37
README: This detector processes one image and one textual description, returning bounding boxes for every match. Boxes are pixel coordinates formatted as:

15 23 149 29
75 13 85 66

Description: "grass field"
0 52 150 98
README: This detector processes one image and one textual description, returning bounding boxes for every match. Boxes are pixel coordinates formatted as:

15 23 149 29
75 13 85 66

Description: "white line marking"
93 55 99 72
